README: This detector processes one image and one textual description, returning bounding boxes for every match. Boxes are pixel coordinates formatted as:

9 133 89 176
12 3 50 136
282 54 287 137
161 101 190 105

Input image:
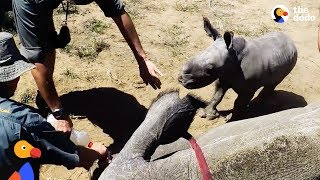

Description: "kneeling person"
0 32 108 179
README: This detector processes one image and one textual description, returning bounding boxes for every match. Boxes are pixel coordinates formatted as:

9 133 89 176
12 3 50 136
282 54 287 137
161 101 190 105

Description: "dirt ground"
10 0 320 179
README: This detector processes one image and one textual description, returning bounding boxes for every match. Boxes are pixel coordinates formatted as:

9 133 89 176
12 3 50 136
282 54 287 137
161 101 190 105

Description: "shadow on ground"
220 90 307 121
60 87 147 153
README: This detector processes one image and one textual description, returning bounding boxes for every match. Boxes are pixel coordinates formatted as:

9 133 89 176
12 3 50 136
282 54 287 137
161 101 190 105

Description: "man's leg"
31 50 62 111
12 0 72 132
12 0 61 112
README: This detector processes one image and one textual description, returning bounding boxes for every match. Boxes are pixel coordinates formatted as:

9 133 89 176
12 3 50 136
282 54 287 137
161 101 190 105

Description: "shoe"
35 91 51 117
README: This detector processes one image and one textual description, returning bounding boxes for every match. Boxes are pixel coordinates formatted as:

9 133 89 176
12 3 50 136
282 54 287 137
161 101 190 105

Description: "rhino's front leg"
200 80 228 120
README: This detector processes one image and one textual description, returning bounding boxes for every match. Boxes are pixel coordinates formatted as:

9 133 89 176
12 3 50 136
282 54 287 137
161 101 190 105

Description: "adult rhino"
99 91 320 179
178 17 297 121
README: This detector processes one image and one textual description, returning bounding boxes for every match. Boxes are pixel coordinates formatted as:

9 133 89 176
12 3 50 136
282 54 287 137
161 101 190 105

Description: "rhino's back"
198 103 320 179
239 32 297 86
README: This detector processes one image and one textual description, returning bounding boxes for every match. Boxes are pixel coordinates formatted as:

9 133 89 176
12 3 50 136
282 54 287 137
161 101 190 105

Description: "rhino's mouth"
178 74 214 89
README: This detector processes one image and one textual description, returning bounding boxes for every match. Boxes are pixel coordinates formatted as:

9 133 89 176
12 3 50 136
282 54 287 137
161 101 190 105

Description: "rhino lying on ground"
178 17 297 121
99 91 320 179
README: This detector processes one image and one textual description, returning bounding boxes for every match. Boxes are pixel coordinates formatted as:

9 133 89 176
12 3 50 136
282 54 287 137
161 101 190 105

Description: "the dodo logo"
272 5 289 23
8 140 42 180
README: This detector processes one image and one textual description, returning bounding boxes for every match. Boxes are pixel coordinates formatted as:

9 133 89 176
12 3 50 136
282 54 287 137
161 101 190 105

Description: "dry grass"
62 69 79 79
175 2 199 13
20 89 35 104
84 18 110 34
162 25 190 57
60 38 110 60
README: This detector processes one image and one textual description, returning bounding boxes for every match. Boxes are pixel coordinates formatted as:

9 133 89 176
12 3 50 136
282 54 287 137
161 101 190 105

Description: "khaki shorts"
12 0 125 63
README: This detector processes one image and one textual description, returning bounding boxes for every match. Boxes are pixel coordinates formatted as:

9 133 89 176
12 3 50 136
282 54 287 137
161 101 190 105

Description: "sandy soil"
10 0 320 179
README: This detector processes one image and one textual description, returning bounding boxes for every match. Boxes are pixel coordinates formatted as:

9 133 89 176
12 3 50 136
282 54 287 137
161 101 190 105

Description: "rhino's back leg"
227 90 256 122
255 83 280 103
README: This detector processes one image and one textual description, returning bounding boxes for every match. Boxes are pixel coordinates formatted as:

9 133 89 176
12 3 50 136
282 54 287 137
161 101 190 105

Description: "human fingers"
155 67 163 76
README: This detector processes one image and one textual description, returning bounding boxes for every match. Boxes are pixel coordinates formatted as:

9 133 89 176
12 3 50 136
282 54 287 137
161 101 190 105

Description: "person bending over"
0 0 163 133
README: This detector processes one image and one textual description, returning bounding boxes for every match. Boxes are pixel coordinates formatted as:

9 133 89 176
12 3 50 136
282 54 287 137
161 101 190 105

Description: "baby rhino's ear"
203 17 221 40
223 31 234 49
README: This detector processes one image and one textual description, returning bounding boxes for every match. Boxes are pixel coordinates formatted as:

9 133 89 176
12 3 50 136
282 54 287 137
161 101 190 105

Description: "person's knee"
32 64 54 81
28 48 55 78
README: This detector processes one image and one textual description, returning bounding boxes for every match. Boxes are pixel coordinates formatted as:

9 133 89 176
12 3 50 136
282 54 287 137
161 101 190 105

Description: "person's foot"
89 155 112 180
78 143 111 169
90 142 108 156
88 144 112 180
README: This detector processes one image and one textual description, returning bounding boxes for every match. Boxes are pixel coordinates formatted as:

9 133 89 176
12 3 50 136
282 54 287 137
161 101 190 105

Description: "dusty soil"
10 0 320 179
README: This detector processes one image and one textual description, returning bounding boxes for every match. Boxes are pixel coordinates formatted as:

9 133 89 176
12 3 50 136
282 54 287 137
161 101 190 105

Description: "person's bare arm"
112 11 163 89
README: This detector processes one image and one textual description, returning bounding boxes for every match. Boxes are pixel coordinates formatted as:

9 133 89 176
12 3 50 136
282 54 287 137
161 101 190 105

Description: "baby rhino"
178 17 297 121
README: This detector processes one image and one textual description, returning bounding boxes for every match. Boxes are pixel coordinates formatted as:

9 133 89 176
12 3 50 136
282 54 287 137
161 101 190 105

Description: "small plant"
62 69 79 79
75 45 98 59
60 43 74 54
73 38 110 60
94 39 110 53
85 19 109 34
175 2 199 13
20 89 35 104
163 25 189 57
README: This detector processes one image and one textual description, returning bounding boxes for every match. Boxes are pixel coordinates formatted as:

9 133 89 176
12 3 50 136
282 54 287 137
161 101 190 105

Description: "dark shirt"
0 0 12 11
1 0 125 17
0 97 79 179
8 0 125 61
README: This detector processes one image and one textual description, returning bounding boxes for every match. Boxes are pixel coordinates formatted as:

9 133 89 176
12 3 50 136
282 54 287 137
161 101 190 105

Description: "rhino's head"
178 17 235 89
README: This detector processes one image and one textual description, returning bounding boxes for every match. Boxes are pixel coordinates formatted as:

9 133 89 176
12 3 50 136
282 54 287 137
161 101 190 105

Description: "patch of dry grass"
62 69 79 79
175 2 199 13
84 18 110 34
162 25 190 57
60 38 110 60
20 89 35 104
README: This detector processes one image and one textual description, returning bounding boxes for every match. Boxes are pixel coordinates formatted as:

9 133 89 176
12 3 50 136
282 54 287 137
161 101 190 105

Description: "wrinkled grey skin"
99 91 320 180
178 17 298 121
99 91 205 179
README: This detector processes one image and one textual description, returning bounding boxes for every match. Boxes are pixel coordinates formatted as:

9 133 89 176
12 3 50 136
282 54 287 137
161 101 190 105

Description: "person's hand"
138 59 163 89
78 143 109 170
49 115 73 134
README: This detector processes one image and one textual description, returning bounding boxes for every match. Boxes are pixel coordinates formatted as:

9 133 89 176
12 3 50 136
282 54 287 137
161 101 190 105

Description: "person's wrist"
52 108 69 119
135 52 147 62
